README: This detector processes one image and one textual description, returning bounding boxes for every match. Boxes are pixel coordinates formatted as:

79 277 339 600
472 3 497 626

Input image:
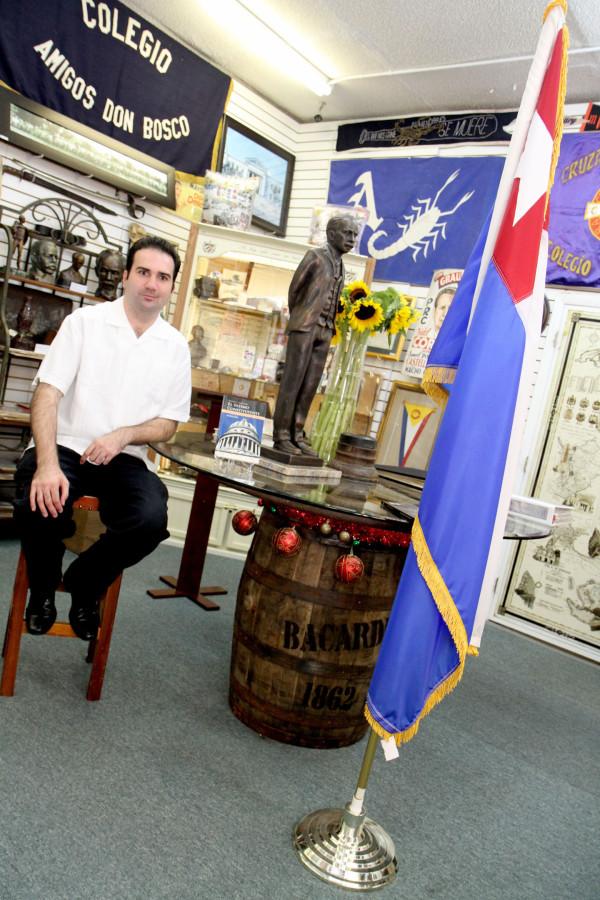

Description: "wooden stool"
1 496 123 701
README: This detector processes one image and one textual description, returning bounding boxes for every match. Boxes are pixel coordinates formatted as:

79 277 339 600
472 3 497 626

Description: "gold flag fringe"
422 366 456 407
364 514 469 745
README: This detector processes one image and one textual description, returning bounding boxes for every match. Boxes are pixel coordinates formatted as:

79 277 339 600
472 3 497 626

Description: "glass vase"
310 329 370 463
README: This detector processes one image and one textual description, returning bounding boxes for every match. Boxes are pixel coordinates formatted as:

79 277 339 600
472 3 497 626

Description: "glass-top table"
148 438 551 611
148 438 418 610
155 439 421 526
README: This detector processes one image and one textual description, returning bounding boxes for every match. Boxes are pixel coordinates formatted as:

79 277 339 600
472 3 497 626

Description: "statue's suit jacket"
286 245 344 334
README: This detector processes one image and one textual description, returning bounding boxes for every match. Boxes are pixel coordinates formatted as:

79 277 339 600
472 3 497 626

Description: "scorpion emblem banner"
328 157 503 285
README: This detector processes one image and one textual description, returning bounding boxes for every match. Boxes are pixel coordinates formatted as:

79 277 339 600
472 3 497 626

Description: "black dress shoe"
25 593 57 636
68 597 99 641
273 439 302 456
294 438 319 457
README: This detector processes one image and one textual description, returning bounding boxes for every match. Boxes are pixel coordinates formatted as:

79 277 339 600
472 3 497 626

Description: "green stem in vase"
310 329 370 463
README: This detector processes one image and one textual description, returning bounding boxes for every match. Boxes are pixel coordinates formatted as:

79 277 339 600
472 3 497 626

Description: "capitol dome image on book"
214 396 268 464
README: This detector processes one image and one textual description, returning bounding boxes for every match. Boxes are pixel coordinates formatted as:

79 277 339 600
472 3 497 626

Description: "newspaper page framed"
501 312 600 649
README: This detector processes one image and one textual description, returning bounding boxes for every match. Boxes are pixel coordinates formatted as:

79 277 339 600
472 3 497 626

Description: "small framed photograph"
217 117 295 237
0 86 175 207
376 381 444 470
367 330 406 361
367 294 418 360
308 204 369 251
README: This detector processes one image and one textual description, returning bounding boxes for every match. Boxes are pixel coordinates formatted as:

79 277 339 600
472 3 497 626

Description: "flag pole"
292 728 398 891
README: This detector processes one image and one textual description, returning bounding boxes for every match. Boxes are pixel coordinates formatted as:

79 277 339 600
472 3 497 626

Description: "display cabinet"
166 221 369 440
174 222 368 379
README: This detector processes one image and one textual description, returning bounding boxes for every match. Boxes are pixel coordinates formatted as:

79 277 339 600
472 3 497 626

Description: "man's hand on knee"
30 464 69 518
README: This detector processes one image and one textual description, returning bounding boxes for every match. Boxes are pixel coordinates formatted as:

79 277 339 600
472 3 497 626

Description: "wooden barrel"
229 507 409 748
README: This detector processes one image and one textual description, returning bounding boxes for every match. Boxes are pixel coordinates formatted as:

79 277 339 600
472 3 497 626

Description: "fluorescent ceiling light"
197 0 332 96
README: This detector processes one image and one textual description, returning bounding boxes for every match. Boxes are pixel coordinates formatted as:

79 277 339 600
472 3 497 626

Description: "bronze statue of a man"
95 248 125 301
11 215 29 270
272 215 359 456
28 238 59 282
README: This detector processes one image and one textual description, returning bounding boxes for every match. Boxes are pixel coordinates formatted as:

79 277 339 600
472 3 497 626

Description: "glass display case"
178 223 369 386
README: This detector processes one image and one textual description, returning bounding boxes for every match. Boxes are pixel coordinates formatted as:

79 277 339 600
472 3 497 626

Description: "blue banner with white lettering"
328 157 504 285
547 133 600 287
0 0 231 175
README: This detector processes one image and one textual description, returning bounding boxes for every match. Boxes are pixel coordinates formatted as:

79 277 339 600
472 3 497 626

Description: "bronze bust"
28 238 59 282
95 248 125 301
57 251 86 288
188 325 208 367
272 215 359 457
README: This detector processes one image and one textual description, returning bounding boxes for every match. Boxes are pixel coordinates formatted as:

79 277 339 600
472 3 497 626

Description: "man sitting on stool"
13 236 191 640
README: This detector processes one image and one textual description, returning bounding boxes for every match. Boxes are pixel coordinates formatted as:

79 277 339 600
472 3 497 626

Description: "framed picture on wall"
217 117 295 237
308 204 369 250
501 311 600 650
376 381 444 470
0 86 175 207
367 294 418 360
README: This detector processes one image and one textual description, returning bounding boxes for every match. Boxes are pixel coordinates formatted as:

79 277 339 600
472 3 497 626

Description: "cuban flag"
366 1 568 745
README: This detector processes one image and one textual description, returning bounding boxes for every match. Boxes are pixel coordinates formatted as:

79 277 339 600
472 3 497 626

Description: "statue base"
261 446 324 467
255 456 341 484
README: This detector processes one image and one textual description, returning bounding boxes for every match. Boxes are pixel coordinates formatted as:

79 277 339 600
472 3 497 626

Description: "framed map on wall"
501 312 600 648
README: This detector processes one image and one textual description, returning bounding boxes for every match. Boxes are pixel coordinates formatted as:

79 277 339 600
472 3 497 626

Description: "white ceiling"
129 0 600 123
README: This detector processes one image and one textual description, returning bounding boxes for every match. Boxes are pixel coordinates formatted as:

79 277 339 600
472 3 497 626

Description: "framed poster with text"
501 313 600 648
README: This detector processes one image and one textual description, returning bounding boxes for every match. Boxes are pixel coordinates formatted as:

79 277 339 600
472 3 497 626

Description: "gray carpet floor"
0 537 598 900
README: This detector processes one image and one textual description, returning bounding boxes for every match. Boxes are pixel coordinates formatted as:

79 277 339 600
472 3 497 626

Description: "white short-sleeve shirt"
32 297 191 469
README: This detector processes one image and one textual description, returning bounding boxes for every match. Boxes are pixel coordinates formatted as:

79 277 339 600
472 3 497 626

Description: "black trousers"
13 446 169 601
273 325 332 443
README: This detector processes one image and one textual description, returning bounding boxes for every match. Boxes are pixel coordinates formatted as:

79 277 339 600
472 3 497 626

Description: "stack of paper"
509 495 573 527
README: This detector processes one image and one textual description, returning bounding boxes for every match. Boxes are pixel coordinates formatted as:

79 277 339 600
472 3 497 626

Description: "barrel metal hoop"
229 680 366 730
244 559 393 611
233 622 375 676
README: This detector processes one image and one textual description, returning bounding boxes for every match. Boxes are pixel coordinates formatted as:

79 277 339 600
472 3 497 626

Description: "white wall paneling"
0 142 193 327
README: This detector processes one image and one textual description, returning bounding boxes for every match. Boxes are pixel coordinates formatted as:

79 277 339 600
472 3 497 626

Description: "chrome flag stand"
293 729 397 891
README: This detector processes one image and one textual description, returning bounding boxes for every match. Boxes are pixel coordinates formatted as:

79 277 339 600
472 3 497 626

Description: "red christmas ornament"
232 510 258 536
335 552 364 584
272 526 302 557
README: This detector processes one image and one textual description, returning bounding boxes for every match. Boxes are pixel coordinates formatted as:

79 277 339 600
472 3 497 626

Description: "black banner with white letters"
336 112 517 151
0 0 231 174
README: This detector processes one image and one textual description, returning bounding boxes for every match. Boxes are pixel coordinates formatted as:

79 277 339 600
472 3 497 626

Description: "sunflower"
389 305 417 334
343 280 370 304
330 324 341 346
348 298 384 332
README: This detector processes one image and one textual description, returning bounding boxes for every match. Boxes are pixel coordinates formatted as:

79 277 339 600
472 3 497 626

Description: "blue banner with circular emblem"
547 133 600 287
